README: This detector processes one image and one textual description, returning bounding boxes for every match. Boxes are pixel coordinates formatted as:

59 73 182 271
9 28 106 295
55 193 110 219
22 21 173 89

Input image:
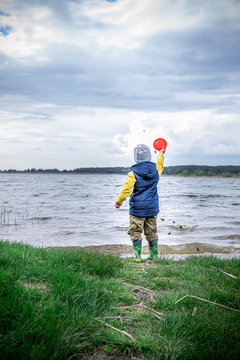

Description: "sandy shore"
49 242 240 258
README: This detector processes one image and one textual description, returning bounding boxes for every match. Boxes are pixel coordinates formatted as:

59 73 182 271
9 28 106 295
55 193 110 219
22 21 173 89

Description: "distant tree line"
163 165 240 177
0 167 130 174
1 165 240 177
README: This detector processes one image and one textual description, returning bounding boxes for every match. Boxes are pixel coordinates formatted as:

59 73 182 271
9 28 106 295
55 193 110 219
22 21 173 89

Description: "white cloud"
0 6 59 58
80 0 240 50
80 0 201 49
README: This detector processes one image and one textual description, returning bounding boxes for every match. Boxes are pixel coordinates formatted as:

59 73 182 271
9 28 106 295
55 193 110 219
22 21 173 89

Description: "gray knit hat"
134 144 151 163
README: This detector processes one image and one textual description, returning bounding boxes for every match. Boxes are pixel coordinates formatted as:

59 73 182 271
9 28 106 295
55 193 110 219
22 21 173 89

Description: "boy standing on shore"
115 144 165 262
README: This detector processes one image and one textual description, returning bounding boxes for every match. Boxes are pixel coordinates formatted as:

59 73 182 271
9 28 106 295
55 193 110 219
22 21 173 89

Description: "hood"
131 161 158 180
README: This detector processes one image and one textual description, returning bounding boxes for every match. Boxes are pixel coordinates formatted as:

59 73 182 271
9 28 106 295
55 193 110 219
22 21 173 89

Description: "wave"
32 193 48 197
167 225 198 232
202 194 227 198
109 226 129 231
176 194 228 199
214 234 240 240
180 194 198 198
229 221 240 225
28 217 52 221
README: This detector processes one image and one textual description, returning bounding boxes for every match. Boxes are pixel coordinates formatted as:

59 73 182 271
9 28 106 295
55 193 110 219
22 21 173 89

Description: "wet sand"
50 242 240 259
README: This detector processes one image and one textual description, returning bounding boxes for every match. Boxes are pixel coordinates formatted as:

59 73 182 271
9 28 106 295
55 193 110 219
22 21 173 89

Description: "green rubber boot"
149 240 158 260
132 239 142 262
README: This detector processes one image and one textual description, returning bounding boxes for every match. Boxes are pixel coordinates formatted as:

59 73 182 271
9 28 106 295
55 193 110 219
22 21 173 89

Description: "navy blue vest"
129 161 159 217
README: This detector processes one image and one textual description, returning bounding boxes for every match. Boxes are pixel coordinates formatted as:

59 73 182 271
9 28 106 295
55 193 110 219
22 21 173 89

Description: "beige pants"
128 215 158 242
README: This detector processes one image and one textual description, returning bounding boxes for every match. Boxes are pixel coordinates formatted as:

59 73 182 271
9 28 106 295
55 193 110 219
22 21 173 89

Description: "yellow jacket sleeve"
156 151 164 176
116 170 136 204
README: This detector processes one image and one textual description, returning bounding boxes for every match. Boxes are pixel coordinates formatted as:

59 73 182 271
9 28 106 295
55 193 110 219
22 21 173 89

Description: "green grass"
0 241 240 359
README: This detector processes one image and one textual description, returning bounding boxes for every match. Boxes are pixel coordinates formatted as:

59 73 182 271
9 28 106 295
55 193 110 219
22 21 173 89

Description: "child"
115 144 165 262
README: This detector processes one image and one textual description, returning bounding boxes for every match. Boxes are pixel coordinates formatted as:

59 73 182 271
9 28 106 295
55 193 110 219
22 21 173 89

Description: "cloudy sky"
0 0 240 170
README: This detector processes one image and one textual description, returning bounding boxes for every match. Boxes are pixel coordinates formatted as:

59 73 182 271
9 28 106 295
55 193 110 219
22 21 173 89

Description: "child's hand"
115 202 122 208
160 148 166 153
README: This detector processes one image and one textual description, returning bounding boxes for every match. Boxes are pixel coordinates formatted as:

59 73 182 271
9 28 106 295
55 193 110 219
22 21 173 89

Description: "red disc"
153 138 167 151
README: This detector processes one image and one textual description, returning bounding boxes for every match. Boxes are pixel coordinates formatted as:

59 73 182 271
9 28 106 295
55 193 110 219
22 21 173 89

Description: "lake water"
0 173 240 256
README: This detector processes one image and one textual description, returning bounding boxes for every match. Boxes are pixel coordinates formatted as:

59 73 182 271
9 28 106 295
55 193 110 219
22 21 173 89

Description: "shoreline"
48 243 240 259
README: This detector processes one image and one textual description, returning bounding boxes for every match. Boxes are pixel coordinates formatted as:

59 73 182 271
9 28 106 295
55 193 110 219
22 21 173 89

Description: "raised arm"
156 150 165 176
